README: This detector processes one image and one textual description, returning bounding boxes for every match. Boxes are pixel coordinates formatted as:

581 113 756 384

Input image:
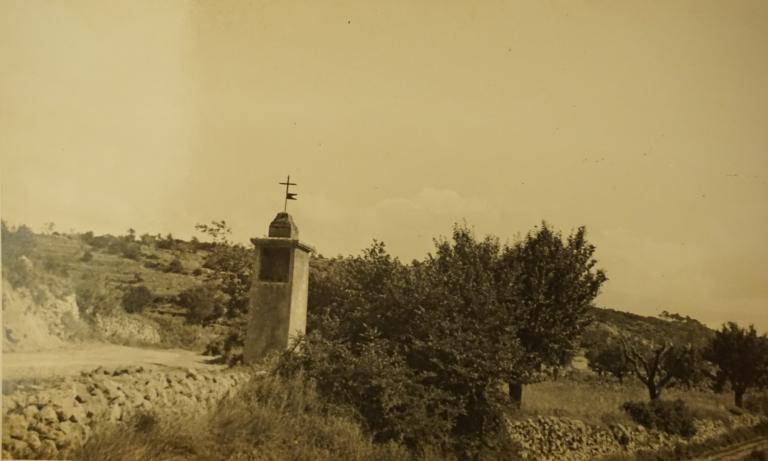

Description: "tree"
705 322 768 407
500 223 607 407
587 342 632 383
196 220 252 318
195 220 232 246
622 340 701 400
293 230 523 454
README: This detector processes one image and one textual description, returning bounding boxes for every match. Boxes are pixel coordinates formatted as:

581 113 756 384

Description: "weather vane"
279 175 297 212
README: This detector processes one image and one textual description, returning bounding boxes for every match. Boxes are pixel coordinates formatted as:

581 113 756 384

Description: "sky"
1 0 767 331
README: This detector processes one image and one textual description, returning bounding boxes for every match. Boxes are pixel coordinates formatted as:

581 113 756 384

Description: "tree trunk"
509 382 523 409
734 388 745 408
648 383 660 401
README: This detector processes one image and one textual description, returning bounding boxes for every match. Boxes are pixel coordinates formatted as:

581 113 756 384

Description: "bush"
77 373 450 461
744 393 768 416
121 242 141 260
42 255 70 276
178 285 227 325
1 222 37 288
165 258 184 274
122 285 154 313
204 328 244 365
622 399 697 437
75 276 118 319
80 250 94 262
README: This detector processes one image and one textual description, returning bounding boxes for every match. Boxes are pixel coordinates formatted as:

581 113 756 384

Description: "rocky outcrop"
506 414 765 461
2 280 82 352
2 366 250 460
93 313 162 345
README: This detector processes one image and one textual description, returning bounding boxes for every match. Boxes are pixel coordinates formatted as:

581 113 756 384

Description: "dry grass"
515 377 735 427
77 373 457 461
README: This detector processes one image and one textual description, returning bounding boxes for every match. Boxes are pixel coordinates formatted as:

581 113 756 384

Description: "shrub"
80 250 94 262
622 399 697 437
143 261 163 270
42 255 70 276
165 258 184 274
1 222 37 288
744 393 768 416
204 328 244 365
178 285 227 325
121 242 141 260
77 373 450 461
122 285 154 313
75 276 118 319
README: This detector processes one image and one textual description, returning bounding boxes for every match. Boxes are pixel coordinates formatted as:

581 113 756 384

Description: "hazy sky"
2 1 767 331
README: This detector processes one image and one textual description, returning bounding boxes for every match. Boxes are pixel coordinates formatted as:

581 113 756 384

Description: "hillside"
2 225 229 353
584 306 715 350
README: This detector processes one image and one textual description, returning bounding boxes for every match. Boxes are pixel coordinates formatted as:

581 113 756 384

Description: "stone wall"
506 413 765 461
2 366 250 460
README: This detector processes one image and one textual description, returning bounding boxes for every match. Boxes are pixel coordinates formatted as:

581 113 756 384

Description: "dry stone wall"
2 366 250 460
505 414 765 461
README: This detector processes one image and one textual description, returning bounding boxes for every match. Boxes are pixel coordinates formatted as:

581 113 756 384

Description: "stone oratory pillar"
244 212 313 363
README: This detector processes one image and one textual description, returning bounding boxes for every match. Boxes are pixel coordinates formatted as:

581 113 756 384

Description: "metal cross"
279 175 297 212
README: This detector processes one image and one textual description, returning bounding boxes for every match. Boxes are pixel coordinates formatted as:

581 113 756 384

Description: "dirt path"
2 343 224 381
691 437 768 461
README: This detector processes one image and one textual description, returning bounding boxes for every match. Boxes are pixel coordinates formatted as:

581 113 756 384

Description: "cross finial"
279 175 297 212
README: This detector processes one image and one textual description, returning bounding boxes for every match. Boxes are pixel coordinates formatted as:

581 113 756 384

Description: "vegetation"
276 223 606 457
621 399 697 437
78 373 501 461
195 220 253 318
121 285 154 313
502 224 607 406
1 221 37 288
705 322 768 407
178 285 227 325
587 342 632 383
622 341 702 401
75 275 118 319
164 257 184 274
6 219 768 461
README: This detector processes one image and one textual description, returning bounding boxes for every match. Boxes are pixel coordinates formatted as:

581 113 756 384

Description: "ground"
2 342 223 381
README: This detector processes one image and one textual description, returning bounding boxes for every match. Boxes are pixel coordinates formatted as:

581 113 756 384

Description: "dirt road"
692 437 768 461
2 343 224 381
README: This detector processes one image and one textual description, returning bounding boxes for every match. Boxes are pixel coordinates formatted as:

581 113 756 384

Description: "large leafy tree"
705 322 768 407
500 223 607 406
295 230 522 454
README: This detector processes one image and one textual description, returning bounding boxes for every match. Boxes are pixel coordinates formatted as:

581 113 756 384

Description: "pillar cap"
250 237 314 253
268 212 298 238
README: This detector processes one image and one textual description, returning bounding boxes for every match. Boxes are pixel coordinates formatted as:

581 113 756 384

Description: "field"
519 378 735 427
